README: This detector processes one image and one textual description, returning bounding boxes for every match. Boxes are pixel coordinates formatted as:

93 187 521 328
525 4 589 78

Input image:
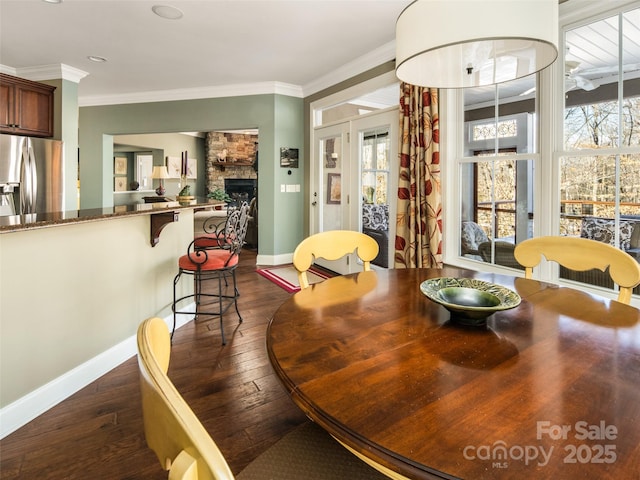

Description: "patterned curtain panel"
395 83 443 268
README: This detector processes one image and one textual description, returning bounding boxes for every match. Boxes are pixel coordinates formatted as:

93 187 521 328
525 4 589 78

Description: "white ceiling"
0 0 411 106
2 1 638 111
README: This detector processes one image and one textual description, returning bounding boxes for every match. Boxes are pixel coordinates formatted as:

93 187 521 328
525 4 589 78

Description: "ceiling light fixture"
87 55 107 63
152 4 184 20
42 0 63 3
395 0 558 88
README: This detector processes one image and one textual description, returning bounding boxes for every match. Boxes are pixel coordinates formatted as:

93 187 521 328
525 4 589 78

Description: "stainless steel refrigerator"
0 134 65 216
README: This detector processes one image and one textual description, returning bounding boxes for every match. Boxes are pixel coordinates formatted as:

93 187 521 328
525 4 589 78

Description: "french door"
311 108 397 273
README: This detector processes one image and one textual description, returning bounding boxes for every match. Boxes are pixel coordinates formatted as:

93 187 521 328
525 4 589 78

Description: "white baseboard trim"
0 305 195 439
256 252 293 266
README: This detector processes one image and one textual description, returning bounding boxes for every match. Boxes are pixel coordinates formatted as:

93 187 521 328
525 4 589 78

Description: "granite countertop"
0 197 223 233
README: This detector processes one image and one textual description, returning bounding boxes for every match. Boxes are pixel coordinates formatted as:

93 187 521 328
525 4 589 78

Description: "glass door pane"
313 123 350 273
360 128 390 267
321 135 344 232
352 109 398 269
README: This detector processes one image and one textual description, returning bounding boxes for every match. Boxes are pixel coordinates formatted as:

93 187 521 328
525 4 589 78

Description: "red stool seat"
178 249 238 271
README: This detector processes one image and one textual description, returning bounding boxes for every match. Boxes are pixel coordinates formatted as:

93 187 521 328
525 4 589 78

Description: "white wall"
0 210 195 436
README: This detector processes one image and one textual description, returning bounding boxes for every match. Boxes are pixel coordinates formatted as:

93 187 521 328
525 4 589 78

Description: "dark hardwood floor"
0 248 308 479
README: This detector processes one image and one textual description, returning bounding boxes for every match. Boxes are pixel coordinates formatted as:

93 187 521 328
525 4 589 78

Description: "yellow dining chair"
513 236 640 304
292 230 379 289
137 316 234 480
137 317 393 480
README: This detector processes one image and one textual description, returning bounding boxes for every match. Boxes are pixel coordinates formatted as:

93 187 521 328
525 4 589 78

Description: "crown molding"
2 38 395 106
0 63 89 83
78 81 304 107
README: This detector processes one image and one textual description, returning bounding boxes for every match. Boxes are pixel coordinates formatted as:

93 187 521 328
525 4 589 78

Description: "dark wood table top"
267 267 640 480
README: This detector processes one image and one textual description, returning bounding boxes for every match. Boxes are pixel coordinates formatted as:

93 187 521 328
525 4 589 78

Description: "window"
446 2 640 303
559 6 640 293
459 84 537 269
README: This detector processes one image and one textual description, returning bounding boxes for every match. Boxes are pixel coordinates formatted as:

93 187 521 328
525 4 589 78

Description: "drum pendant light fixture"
395 0 558 88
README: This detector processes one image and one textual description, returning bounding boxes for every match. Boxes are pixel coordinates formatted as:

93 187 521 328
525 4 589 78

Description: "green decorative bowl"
420 277 521 326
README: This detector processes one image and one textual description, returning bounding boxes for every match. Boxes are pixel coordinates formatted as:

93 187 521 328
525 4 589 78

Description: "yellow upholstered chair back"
137 317 235 480
293 230 379 289
513 236 640 304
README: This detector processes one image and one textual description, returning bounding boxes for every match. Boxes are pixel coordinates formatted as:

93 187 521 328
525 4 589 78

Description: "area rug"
236 421 388 480
256 264 335 293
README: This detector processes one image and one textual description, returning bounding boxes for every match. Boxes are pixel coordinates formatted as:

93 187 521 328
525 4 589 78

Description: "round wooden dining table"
266 267 640 480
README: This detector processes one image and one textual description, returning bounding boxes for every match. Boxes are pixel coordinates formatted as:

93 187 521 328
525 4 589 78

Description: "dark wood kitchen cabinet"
0 73 55 138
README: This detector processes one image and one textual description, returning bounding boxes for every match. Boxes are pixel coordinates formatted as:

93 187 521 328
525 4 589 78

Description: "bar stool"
172 202 249 344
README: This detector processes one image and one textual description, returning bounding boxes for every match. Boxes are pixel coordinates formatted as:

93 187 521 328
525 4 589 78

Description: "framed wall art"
167 156 182 178
280 147 299 168
186 158 197 179
114 156 127 175
114 176 127 192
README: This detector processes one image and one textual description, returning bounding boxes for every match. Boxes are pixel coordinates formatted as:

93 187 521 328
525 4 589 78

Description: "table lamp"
152 166 170 196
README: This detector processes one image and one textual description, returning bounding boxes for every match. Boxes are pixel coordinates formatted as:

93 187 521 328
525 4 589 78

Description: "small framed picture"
114 177 127 192
187 158 197 179
166 156 182 178
114 157 127 175
280 147 299 168
327 173 341 204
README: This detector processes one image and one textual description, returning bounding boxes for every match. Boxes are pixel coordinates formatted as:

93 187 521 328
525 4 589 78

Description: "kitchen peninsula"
0 198 219 245
0 198 220 437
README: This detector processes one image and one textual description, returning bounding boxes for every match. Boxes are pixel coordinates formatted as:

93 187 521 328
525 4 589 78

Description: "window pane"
376 137 389 170
564 8 640 149
362 142 373 169
560 155 616 235
560 154 640 290
362 129 389 205
564 102 622 149
459 159 532 269
621 154 640 215
564 14 620 150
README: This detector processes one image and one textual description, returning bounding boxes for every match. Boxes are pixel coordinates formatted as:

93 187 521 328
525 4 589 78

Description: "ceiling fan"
564 60 599 91
520 60 640 96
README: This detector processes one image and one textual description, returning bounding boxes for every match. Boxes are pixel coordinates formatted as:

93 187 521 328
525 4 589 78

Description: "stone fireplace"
205 131 258 195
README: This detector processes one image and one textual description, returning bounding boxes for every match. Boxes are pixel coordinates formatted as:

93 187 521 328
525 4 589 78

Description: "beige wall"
0 211 194 409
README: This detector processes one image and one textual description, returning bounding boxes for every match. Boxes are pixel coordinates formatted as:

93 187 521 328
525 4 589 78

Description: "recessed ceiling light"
42 0 63 3
152 5 184 20
87 56 107 63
